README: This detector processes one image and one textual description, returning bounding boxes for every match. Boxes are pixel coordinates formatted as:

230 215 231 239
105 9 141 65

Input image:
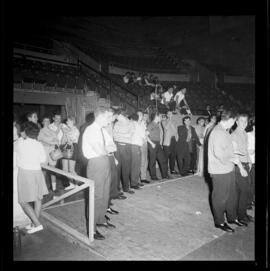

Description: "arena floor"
14 175 255 261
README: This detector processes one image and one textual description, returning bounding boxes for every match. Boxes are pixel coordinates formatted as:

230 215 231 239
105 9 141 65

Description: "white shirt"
15 138 47 170
49 123 63 143
161 91 173 104
82 122 107 159
103 127 117 153
247 131 255 164
14 126 18 141
131 122 147 147
174 90 185 104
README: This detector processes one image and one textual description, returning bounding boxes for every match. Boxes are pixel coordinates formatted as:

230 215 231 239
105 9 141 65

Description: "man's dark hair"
129 113 139 121
236 112 249 121
196 117 205 124
182 116 191 124
26 111 37 119
24 122 40 139
220 109 237 121
85 112 95 124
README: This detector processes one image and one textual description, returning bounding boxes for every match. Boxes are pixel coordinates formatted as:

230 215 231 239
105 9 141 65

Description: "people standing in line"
147 112 171 181
246 121 255 209
113 110 135 194
61 116 80 190
208 109 248 232
161 110 179 175
176 116 201 176
104 109 126 205
231 113 254 225
140 112 150 184
129 112 147 189
15 121 48 234
38 116 60 192
82 107 115 240
194 117 206 176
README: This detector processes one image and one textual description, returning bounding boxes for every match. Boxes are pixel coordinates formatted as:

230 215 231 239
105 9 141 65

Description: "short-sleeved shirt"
15 138 47 170
161 91 173 104
174 90 185 105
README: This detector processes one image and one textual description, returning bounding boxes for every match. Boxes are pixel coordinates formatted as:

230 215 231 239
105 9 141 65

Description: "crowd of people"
13 104 255 240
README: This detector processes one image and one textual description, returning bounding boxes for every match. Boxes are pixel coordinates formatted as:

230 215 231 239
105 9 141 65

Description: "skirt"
17 168 49 203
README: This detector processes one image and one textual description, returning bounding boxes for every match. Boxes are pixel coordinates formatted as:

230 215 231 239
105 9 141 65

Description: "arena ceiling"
13 16 255 76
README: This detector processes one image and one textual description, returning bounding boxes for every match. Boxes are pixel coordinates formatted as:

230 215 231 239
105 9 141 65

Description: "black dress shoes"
105 215 110 221
107 207 119 214
151 177 160 181
170 170 179 175
124 189 135 194
97 221 116 229
215 223 235 232
131 185 141 190
141 179 151 184
228 219 248 227
94 230 105 240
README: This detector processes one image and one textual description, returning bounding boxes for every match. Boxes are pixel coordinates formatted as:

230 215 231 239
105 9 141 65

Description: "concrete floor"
13 175 255 261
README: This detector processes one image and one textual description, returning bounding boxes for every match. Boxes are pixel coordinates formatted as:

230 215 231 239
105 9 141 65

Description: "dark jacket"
177 125 201 152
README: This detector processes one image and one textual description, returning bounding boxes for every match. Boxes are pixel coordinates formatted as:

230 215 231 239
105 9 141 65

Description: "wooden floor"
42 174 252 261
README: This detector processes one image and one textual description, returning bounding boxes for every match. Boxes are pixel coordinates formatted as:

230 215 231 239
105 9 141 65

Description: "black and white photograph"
2 10 267 264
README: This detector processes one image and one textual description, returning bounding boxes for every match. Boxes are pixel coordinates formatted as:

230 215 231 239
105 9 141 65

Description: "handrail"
14 53 79 67
78 60 139 108
14 42 59 55
41 164 94 243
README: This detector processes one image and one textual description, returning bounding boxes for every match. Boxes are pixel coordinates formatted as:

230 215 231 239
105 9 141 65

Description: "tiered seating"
219 83 254 109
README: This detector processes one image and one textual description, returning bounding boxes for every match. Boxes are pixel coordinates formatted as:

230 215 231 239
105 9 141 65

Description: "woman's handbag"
62 144 74 159
49 145 63 161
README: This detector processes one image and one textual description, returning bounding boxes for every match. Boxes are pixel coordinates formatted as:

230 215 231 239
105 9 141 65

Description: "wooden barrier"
41 164 95 243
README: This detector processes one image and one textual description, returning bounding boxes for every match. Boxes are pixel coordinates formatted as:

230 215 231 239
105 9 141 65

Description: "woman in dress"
15 121 48 234
194 117 206 176
61 116 80 190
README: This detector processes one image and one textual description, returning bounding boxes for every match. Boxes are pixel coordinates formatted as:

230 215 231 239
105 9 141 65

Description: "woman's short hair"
24 122 40 139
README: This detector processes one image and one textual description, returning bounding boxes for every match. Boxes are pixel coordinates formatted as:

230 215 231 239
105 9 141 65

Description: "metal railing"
41 164 95 244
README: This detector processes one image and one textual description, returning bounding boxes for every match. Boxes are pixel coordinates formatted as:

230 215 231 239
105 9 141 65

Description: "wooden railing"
41 164 95 243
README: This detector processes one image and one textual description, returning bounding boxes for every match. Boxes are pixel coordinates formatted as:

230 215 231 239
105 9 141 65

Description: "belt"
116 142 129 145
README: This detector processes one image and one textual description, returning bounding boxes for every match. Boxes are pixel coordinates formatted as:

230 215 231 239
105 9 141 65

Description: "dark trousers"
235 163 251 220
86 156 111 230
248 164 255 205
115 143 132 191
176 143 190 175
163 136 177 172
211 170 237 225
189 150 197 172
148 141 168 179
131 145 142 186
108 154 119 200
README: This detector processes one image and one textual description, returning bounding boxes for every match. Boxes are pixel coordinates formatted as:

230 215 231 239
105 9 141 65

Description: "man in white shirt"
82 107 114 240
174 88 189 112
130 112 147 189
161 86 175 111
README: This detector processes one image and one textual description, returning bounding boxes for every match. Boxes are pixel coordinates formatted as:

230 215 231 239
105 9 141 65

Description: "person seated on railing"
174 87 192 115
61 116 80 190
160 86 176 111
129 72 136 84
123 72 131 84
15 121 48 234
